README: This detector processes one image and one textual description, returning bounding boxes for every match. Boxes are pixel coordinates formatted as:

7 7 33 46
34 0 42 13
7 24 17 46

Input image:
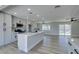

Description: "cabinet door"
12 32 17 42
0 13 4 46
4 14 12 44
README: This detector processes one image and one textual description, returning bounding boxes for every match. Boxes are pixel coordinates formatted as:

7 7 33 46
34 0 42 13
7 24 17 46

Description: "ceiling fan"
71 17 79 22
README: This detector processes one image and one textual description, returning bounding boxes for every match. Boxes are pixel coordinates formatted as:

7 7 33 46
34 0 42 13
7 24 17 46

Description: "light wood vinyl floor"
0 35 68 54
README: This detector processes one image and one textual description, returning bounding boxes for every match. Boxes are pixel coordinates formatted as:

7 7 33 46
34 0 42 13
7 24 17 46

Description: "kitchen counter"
19 31 44 36
67 37 79 54
69 37 79 48
17 31 44 52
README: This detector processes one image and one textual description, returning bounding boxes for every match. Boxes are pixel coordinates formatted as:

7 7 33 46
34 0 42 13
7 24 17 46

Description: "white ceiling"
0 5 9 10
1 5 79 22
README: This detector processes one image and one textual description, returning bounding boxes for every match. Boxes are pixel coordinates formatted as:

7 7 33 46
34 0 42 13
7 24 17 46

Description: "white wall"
42 22 59 35
43 22 71 35
71 22 79 37
50 22 59 35
38 21 79 37
49 21 79 36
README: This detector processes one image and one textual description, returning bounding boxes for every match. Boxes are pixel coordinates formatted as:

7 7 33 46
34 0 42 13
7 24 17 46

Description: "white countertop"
17 31 44 36
69 37 79 48
17 31 44 52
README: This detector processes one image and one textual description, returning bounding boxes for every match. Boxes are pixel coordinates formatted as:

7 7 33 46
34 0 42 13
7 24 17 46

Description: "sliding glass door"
59 24 71 50
59 24 71 35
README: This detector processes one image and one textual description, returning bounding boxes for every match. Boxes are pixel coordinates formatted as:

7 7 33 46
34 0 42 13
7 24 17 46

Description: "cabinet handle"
70 52 73 54
3 23 6 26
3 28 6 31
74 49 79 54
68 42 72 46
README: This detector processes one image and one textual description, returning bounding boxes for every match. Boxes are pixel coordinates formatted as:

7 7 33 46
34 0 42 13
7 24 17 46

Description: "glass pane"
59 25 65 35
42 24 50 30
65 24 71 35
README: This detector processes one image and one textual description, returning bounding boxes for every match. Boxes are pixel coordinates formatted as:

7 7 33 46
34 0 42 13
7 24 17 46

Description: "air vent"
55 5 61 8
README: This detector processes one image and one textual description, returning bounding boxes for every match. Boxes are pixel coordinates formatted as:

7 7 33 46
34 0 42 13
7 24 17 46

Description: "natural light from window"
59 24 71 35
42 24 50 31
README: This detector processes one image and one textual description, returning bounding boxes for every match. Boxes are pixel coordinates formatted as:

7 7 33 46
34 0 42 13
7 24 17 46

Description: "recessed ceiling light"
14 12 16 14
55 5 61 8
71 39 74 42
33 19 35 20
42 17 44 20
27 8 31 11
36 14 40 17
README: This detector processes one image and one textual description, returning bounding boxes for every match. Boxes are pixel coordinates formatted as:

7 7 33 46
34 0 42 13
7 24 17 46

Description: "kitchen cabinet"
0 13 4 46
67 39 79 54
0 13 15 46
17 31 44 52
67 42 75 54
11 32 17 42
4 14 12 44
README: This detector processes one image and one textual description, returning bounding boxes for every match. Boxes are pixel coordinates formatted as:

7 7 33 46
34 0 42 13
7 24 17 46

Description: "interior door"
0 13 4 46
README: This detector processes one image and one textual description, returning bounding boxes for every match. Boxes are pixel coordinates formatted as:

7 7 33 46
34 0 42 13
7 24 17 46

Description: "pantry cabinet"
0 13 4 46
0 13 14 46
4 14 12 44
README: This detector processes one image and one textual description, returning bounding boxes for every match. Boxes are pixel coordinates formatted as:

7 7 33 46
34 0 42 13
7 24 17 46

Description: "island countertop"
17 31 44 52
68 37 79 50
18 31 44 36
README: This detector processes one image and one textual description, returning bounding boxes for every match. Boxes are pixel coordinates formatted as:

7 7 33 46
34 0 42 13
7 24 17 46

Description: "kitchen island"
67 37 79 54
17 31 44 52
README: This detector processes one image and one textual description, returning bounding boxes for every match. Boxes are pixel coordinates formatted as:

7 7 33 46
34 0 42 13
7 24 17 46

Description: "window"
42 24 50 30
59 25 65 35
59 24 71 35
65 24 71 35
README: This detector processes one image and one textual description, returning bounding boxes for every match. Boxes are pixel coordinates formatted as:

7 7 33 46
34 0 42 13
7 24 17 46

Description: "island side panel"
17 34 28 52
27 32 44 51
